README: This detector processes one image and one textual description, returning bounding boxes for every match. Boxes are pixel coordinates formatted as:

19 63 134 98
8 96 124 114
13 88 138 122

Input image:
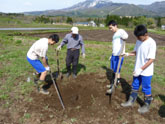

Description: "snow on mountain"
63 0 112 11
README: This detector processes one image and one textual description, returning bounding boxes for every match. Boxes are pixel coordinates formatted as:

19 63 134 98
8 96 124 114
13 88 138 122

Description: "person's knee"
42 71 47 75
142 88 151 96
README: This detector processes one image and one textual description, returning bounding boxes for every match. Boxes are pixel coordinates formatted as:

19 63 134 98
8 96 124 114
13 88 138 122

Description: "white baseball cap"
71 27 79 34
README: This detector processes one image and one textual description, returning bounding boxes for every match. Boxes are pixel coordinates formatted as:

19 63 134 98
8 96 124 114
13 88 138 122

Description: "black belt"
69 48 78 51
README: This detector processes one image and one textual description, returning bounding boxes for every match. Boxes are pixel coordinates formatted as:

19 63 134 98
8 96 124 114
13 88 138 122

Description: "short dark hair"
49 34 59 43
134 25 148 37
108 20 117 26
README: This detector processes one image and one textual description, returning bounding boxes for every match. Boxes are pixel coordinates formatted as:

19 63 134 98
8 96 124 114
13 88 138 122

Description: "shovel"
55 49 63 79
108 41 126 103
50 69 65 109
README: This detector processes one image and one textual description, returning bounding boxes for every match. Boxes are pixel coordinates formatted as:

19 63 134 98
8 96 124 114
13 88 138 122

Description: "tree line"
33 15 165 28
0 13 165 28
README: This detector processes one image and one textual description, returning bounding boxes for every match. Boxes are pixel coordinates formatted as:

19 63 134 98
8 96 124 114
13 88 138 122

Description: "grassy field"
0 31 165 123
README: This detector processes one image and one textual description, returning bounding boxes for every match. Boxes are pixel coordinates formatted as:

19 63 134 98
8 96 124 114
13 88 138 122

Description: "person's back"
27 38 48 60
27 34 59 95
112 29 128 56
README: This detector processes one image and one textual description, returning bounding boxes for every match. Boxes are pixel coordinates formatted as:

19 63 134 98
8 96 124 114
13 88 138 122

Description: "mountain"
63 0 113 11
24 0 162 17
139 1 165 17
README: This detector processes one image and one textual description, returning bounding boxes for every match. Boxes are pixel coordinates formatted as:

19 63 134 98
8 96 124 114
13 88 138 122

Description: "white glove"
82 53 85 58
57 45 61 51
121 52 129 56
109 56 111 60
125 53 129 56
133 68 143 77
45 66 50 71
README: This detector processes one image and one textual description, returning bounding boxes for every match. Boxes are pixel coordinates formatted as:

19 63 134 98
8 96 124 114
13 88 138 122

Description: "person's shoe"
72 74 77 79
138 95 153 114
39 88 49 95
65 72 70 78
138 103 150 114
121 96 135 107
34 80 47 92
121 91 138 107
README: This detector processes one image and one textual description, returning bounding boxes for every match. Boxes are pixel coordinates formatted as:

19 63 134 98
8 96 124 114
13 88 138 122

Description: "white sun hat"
71 27 79 34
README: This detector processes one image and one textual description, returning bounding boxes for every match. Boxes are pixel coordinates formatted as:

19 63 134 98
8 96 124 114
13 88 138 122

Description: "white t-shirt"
112 29 128 56
134 37 156 76
27 38 48 60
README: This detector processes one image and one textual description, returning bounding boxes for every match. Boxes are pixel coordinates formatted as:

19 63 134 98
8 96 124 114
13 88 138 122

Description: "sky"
0 0 164 13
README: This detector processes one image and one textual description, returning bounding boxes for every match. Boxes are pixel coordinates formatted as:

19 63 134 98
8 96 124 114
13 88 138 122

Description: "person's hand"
45 66 50 71
133 68 143 77
56 45 61 51
82 53 85 59
121 52 129 57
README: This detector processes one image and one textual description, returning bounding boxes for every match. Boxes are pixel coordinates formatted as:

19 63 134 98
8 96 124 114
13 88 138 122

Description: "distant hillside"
24 0 164 17
139 1 165 17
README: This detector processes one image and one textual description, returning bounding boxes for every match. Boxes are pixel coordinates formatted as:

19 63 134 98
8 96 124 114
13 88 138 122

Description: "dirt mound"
19 72 165 124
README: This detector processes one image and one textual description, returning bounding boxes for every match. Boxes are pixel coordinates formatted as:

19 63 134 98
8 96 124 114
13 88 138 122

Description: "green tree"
33 15 51 24
66 17 73 24
133 16 147 26
146 18 156 29
156 17 161 27
161 18 165 25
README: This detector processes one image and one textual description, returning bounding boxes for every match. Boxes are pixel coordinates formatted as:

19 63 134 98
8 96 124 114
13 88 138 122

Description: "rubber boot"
121 90 138 107
138 95 153 114
65 72 71 78
72 73 77 78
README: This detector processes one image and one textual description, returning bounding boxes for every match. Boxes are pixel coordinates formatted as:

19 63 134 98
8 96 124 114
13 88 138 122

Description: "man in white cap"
57 27 85 78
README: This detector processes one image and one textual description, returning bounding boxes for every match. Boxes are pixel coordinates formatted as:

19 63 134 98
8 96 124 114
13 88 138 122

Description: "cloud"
24 2 32 6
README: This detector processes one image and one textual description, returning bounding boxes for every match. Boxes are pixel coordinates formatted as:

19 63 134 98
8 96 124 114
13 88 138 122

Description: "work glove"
45 66 50 71
57 45 61 51
109 56 112 60
133 68 143 77
121 52 129 57
82 53 86 59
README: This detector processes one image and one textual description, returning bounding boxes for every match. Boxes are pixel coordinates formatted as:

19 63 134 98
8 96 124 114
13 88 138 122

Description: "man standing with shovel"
57 27 85 78
121 25 156 114
107 20 128 94
27 34 59 95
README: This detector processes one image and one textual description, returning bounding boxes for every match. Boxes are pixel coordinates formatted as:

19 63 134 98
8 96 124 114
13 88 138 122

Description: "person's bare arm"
124 51 136 56
141 59 154 70
42 57 48 67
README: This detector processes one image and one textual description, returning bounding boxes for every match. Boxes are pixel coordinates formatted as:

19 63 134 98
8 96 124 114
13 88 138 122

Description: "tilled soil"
1 73 165 124
1 30 165 124
29 29 165 46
